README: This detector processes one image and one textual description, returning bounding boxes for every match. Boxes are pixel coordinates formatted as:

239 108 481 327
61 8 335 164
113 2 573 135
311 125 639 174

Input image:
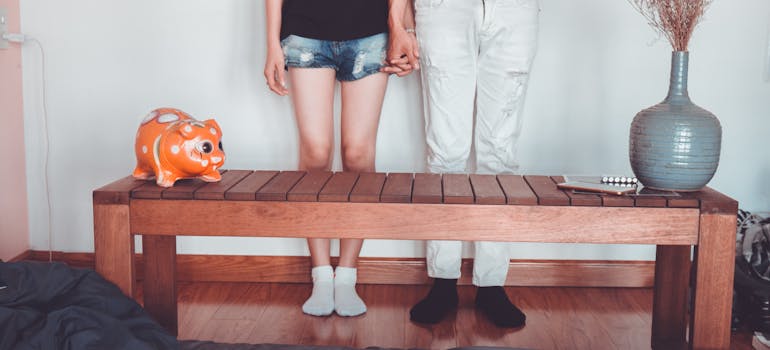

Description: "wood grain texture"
413 173 442 204
93 176 147 205
602 194 636 207
204 284 270 344
95 172 742 349
442 174 474 204
469 174 505 205
253 284 309 345
690 213 737 349
633 195 668 208
551 176 602 206
130 200 699 244
93 204 135 297
287 171 332 202
131 181 166 199
666 194 700 209
505 259 654 288
28 252 657 288
165 281 753 349
497 175 537 205
162 178 209 200
380 173 413 203
694 187 739 214
142 235 178 335
350 172 386 203
319 172 359 202
255 171 305 201
194 170 252 200
651 245 690 348
224 170 278 201
524 175 569 206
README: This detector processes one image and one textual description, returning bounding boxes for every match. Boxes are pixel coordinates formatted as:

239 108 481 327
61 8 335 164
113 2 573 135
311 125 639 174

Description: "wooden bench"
93 170 738 349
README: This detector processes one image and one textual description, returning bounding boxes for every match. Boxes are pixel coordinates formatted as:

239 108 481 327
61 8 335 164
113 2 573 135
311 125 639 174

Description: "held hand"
264 44 289 96
382 28 419 77
381 60 415 77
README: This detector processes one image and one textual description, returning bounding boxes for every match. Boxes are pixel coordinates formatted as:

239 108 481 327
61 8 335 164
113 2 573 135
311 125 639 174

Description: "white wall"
19 0 770 260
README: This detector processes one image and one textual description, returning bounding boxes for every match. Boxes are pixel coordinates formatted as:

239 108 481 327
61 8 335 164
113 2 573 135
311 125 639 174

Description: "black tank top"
280 0 389 41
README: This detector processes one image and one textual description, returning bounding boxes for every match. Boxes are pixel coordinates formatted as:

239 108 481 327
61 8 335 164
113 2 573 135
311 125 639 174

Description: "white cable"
7 33 53 262
31 38 53 263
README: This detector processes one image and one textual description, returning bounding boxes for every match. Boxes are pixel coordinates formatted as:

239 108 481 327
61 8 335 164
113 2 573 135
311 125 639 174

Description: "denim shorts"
281 33 388 81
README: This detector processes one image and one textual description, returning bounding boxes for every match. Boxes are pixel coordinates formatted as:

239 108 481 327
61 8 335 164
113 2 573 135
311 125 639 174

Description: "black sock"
475 286 526 328
409 278 459 324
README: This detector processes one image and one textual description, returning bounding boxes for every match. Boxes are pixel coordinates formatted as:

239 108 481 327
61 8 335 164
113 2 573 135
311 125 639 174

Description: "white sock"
334 266 367 316
302 265 334 316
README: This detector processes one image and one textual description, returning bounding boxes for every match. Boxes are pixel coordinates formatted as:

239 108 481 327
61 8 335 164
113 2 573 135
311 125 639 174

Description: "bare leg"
338 72 388 268
289 67 336 316
333 72 389 317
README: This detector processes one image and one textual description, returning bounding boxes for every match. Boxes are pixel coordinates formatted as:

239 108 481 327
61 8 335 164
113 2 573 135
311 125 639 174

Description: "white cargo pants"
415 0 539 286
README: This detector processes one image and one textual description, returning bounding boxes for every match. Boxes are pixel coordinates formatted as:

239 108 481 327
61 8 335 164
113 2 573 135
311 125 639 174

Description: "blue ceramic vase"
629 51 722 191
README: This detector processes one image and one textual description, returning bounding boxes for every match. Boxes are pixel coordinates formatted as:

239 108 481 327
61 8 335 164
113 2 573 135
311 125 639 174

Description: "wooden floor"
136 282 754 349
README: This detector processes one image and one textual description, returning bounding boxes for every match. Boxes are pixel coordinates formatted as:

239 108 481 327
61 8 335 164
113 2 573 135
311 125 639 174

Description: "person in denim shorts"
264 0 389 318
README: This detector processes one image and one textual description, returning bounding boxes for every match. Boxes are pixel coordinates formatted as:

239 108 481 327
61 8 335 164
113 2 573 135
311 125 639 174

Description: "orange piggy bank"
133 108 225 187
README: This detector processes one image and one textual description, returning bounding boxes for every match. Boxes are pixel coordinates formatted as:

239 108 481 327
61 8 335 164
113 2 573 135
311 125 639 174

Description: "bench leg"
143 235 178 336
94 203 135 297
652 245 690 349
689 213 735 349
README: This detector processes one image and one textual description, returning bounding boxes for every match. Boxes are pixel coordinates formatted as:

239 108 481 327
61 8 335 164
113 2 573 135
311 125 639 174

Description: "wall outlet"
0 7 9 50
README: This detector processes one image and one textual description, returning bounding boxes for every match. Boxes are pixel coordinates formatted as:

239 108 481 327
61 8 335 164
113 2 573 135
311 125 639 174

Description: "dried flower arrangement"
628 0 713 51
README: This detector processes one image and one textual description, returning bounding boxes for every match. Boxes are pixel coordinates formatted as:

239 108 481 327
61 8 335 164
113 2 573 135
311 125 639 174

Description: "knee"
341 143 374 172
301 144 332 170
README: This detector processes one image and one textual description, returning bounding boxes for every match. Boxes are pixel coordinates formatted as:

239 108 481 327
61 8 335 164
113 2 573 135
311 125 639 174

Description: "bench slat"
132 181 166 199
524 175 570 206
225 171 279 201
256 171 306 201
443 174 474 204
551 176 602 206
162 178 211 200
380 173 413 203
469 174 506 205
350 173 386 203
497 175 537 205
93 176 148 205
666 192 701 209
634 194 668 208
288 171 333 202
194 170 253 200
319 172 359 202
602 194 636 207
413 173 442 204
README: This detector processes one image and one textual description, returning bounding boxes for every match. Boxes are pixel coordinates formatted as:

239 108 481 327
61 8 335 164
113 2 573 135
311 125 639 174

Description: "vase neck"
665 51 690 103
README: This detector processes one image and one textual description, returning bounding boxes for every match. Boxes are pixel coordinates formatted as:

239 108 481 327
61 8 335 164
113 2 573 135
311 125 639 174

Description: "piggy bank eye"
218 141 224 151
197 141 214 154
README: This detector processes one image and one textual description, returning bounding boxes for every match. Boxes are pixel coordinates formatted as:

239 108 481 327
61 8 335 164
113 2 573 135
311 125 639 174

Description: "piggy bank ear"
204 119 222 138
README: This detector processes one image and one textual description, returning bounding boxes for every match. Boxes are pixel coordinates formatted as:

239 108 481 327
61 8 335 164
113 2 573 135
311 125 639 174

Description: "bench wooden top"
93 170 738 214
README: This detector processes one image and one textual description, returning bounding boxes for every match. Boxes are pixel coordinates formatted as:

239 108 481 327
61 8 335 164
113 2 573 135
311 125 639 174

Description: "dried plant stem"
629 0 712 51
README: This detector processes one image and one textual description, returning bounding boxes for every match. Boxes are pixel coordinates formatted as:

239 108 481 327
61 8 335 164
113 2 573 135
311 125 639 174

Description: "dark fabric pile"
734 210 770 333
0 261 178 350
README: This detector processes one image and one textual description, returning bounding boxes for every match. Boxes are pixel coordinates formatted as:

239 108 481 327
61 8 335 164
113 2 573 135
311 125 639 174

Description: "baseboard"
25 251 654 288
9 250 32 262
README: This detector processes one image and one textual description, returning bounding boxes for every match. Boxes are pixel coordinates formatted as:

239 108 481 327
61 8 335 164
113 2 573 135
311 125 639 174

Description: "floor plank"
137 282 754 349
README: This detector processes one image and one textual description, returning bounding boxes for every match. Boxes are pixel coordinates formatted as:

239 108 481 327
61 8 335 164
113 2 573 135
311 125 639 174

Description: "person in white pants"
386 0 539 327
